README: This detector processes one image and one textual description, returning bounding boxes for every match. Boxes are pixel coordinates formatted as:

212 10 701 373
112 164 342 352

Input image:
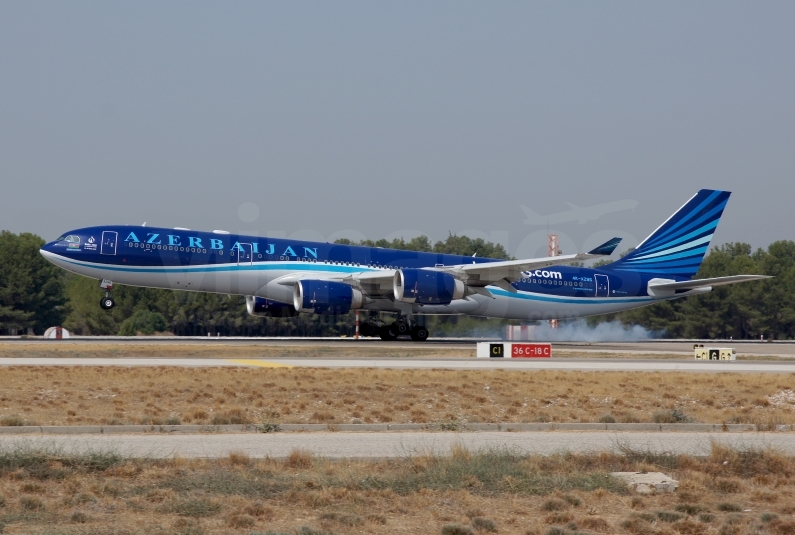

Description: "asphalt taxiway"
1 431 791 458
1 356 795 372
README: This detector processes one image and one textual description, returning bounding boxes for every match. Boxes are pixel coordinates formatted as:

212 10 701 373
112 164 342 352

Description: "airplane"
40 189 769 341
522 199 639 225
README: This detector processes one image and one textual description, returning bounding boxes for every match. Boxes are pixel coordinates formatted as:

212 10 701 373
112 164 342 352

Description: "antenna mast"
548 232 560 330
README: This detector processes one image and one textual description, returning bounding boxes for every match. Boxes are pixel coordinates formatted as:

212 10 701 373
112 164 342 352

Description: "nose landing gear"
99 279 115 310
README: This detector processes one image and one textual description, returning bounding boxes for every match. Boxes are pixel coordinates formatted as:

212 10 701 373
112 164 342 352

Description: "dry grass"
0 342 468 360
0 365 793 426
0 444 793 534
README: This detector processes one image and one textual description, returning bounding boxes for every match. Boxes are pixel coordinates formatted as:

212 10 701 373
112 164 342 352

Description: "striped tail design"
607 189 731 278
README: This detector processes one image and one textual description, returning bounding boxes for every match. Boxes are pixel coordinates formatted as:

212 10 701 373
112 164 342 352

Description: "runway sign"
477 342 552 358
694 347 736 360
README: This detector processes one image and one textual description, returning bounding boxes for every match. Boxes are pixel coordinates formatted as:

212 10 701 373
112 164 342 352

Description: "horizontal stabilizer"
647 274 771 297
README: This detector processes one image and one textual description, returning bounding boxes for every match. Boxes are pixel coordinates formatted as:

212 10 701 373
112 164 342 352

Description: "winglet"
587 237 622 256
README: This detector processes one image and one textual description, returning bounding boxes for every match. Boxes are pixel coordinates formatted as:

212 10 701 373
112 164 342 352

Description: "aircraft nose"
39 238 61 259
40 242 54 257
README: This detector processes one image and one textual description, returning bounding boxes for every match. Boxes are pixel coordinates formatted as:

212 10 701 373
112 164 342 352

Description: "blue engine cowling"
293 280 365 315
246 296 298 317
393 269 466 305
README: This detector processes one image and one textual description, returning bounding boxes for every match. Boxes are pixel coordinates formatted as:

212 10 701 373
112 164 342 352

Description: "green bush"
655 510 683 522
674 503 706 515
652 409 694 424
20 495 44 510
118 309 167 336
471 517 497 532
161 498 221 518
0 415 26 426
760 512 778 523
71 511 89 523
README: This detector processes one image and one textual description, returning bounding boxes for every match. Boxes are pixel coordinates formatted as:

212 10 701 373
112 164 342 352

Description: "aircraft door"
595 274 609 297
236 243 253 265
100 231 117 255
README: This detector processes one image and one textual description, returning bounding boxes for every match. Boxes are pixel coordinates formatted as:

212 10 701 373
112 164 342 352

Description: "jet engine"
393 269 465 305
293 280 365 315
245 296 299 317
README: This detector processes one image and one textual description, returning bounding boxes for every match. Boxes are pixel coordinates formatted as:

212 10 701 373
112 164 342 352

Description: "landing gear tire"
360 322 378 337
394 321 411 335
379 324 398 341
410 325 429 341
100 297 115 310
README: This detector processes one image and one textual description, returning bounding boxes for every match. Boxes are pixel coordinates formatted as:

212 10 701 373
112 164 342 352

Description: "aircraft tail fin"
606 189 731 278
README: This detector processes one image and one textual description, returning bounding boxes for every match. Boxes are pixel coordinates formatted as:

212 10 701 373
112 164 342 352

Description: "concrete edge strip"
0 422 790 435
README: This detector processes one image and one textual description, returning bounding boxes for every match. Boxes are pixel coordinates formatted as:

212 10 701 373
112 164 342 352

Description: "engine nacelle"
245 296 298 317
293 280 365 315
393 269 465 305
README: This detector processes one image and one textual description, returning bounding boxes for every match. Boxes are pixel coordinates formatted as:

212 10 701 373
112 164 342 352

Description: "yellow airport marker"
227 359 293 368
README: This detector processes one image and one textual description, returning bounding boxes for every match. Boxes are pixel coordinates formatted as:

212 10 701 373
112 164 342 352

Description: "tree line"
1 229 791 338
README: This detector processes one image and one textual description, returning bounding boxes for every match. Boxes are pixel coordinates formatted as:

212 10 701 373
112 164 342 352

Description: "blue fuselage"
40 225 697 320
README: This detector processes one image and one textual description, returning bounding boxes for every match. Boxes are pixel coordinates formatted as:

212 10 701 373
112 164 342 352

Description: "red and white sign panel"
511 343 551 358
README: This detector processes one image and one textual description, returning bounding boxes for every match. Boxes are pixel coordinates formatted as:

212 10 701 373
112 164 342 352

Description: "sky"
1 1 793 259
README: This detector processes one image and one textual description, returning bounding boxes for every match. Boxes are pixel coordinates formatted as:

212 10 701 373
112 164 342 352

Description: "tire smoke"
533 319 656 342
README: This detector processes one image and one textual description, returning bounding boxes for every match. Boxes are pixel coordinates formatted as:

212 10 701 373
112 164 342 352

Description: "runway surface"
2 356 795 372
2 431 791 458
4 337 795 357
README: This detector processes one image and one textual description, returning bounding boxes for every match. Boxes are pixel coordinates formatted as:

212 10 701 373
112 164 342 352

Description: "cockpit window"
56 236 66 241
65 235 81 244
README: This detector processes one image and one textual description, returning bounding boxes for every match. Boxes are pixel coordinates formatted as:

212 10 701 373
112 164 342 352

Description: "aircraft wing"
273 271 341 286
647 274 772 292
274 269 398 299
442 237 623 290
273 237 621 300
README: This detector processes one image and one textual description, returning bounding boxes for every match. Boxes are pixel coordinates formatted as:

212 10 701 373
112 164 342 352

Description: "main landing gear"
359 313 429 342
99 279 115 310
